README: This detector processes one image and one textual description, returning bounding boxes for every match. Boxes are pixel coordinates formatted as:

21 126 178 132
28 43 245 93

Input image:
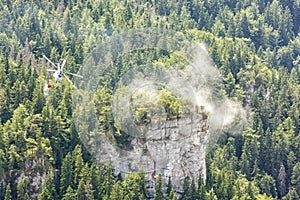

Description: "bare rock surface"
97 110 210 192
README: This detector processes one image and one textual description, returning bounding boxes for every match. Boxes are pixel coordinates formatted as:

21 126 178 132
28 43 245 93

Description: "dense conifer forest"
0 0 300 199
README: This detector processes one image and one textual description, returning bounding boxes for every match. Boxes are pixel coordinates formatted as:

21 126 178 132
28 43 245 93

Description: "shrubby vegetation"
0 0 300 199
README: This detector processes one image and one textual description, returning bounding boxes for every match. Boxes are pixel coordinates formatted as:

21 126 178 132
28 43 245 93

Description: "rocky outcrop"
16 156 53 199
97 109 210 193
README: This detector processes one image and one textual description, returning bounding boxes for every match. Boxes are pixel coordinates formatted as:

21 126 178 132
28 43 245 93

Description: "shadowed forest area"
0 0 300 199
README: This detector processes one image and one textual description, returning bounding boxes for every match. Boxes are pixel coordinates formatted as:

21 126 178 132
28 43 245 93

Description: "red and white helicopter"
43 55 83 89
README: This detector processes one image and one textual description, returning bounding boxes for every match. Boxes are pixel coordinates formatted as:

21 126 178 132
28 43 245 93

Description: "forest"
0 0 300 199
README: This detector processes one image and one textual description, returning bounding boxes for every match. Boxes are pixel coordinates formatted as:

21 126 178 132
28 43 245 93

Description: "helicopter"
43 55 83 88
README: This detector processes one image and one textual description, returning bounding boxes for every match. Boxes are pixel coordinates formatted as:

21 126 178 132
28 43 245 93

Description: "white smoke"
73 29 248 169
187 43 248 137
110 42 248 147
172 43 247 137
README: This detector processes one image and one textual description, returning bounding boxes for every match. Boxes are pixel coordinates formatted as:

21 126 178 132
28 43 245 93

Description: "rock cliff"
96 109 210 193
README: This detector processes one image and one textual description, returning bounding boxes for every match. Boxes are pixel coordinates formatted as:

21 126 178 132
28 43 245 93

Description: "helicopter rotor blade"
43 55 58 69
47 69 57 72
65 72 83 78
63 74 73 84
61 59 66 71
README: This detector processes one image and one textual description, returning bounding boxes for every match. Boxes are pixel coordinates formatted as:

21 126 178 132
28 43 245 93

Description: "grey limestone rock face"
97 110 210 192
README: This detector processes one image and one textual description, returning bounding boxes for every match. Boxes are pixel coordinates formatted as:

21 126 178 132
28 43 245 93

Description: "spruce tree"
62 186 76 200
77 179 85 200
60 153 74 196
282 188 300 200
4 183 11 200
154 174 164 200
291 162 300 196
181 176 190 200
17 178 30 200
166 176 172 197
38 174 57 200
110 182 124 200
198 177 206 200
73 145 84 186
189 179 199 200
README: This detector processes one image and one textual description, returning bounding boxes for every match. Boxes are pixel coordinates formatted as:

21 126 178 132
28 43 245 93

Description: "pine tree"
287 151 296 184
198 177 206 200
62 186 76 200
279 7 294 46
206 188 218 200
17 178 30 200
257 173 277 198
166 176 172 197
121 171 148 200
77 179 85 200
89 162 102 199
205 154 214 190
181 176 190 200
32 80 46 114
60 153 74 196
63 7 73 37
246 182 256 200
137 170 149 199
110 182 124 200
0 182 4 200
4 183 11 200
103 164 115 197
73 145 84 186
154 174 164 200
189 179 199 199
241 12 251 38
240 130 260 180
38 174 57 200
282 188 300 200
291 162 300 196
168 188 177 200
